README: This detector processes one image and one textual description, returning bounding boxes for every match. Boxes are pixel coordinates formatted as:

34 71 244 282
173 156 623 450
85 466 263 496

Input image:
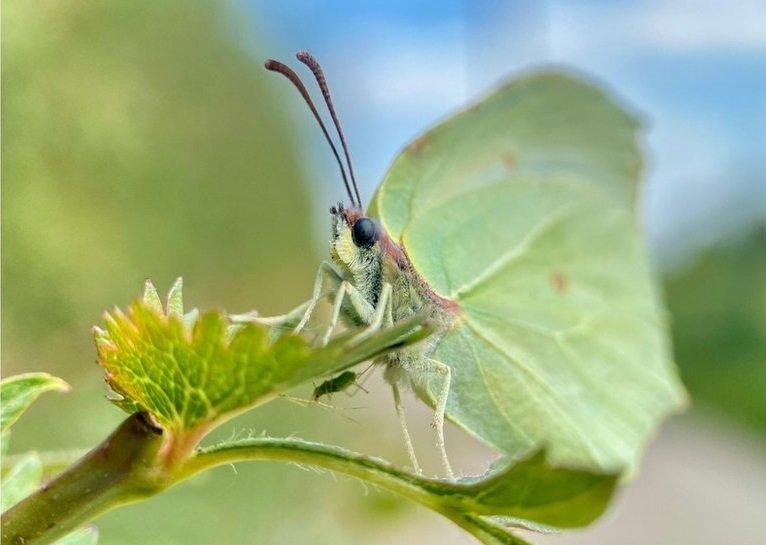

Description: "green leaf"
2 449 87 479
0 373 70 433
1 452 43 512
142 279 163 313
95 291 431 436
457 451 617 528
183 308 200 334
53 527 99 545
165 277 184 317
370 71 687 472
190 439 617 545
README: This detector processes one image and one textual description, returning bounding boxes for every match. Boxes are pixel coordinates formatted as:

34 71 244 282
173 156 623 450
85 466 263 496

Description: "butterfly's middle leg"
321 281 393 345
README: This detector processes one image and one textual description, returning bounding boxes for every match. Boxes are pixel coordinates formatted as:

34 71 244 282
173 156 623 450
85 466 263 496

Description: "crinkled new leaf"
94 279 430 434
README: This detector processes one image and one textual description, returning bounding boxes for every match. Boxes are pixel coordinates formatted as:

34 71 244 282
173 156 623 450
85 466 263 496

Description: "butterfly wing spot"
501 151 517 169
550 271 569 295
408 134 432 155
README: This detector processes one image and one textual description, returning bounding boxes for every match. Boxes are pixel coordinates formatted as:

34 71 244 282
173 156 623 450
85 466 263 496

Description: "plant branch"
2 424 528 545
9 409 623 545
1 413 166 545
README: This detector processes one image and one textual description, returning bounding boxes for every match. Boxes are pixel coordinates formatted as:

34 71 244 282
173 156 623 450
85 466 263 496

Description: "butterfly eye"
351 218 378 248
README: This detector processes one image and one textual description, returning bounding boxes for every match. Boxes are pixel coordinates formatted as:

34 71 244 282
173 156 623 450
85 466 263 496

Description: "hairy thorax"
328 210 459 384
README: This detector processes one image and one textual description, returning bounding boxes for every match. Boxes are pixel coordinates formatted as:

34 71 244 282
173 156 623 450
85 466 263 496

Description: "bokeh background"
2 1 764 544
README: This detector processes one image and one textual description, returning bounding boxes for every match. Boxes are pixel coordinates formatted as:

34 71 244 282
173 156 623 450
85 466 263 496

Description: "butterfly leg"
349 282 393 343
293 261 345 333
391 381 422 475
323 282 427 476
320 278 381 345
322 280 393 345
230 300 310 330
229 261 343 334
423 358 454 479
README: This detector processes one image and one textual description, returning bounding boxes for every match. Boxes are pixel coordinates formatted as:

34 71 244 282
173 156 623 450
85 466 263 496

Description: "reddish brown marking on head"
550 271 569 295
502 151 517 169
340 206 363 226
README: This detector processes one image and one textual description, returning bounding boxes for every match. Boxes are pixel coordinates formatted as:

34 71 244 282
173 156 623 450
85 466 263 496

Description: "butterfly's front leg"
293 260 346 333
229 300 310 332
322 281 369 345
230 261 344 337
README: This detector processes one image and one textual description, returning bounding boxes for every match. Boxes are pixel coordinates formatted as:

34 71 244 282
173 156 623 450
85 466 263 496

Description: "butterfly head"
329 203 382 276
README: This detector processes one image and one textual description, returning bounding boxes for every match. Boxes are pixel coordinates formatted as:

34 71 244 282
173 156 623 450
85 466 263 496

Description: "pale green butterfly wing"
369 72 687 472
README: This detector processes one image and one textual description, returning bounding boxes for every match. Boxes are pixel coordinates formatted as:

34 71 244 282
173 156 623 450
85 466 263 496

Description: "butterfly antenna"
264 59 357 207
296 51 363 208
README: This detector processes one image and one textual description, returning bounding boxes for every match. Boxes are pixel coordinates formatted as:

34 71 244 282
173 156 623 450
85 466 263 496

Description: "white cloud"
334 21 469 113
549 0 766 58
637 0 766 51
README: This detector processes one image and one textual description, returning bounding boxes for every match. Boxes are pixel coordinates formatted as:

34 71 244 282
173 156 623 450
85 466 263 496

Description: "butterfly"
249 51 686 479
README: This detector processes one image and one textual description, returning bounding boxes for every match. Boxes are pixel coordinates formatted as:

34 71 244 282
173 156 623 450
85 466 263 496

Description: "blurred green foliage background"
3 2 444 544
2 1 764 544
666 226 766 432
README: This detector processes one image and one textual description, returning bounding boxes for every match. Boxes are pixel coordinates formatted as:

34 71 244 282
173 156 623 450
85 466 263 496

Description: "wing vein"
463 318 602 465
462 328 535 444
452 203 580 300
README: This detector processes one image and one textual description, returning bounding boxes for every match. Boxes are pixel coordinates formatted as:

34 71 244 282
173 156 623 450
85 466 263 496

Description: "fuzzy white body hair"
328 211 455 391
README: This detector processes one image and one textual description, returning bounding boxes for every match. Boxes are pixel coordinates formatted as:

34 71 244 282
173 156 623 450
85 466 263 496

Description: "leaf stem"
181 438 526 544
183 437 444 506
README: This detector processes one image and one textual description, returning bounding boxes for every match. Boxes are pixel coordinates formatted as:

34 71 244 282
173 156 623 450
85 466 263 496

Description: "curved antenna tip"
296 50 314 62
263 55 357 208
295 51 362 208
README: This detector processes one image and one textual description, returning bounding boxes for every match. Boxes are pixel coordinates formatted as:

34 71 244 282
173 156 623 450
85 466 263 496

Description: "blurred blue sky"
242 0 765 269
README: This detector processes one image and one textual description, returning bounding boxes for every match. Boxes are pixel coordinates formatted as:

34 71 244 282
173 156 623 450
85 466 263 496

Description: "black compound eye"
351 218 378 248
